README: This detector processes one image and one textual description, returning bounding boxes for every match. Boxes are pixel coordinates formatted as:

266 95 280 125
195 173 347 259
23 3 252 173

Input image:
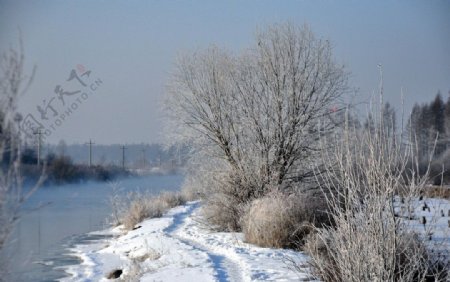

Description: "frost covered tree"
0 38 41 264
165 23 348 229
408 92 449 162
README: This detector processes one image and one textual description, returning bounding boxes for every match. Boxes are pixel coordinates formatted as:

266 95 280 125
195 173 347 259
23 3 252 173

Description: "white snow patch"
61 201 314 281
60 196 450 281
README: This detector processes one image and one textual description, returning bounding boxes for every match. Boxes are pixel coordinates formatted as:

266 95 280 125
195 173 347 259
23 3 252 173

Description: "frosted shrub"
119 191 187 231
242 191 330 248
158 192 186 209
202 177 246 231
305 93 449 281
122 195 165 230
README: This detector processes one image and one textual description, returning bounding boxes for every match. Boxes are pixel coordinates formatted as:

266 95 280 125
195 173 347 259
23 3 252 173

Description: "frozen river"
4 174 184 281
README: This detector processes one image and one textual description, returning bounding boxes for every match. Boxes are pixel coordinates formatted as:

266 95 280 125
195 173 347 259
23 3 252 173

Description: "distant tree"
57 139 67 157
48 155 77 183
443 93 450 150
413 104 433 160
363 102 395 139
408 92 449 161
431 92 445 154
382 102 396 138
21 148 37 164
431 92 445 134
45 152 56 164
408 103 421 152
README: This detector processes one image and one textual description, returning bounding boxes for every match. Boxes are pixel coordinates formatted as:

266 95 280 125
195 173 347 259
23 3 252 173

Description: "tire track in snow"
163 202 245 282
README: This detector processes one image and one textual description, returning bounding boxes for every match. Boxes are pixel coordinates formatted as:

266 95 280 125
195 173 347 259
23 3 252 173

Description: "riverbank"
4 175 184 282
63 201 315 281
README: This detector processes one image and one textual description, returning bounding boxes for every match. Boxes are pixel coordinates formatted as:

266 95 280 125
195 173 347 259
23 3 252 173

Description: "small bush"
202 191 244 232
122 196 165 230
202 170 271 232
423 185 450 200
117 191 187 230
48 156 78 183
179 166 208 201
305 101 449 281
180 183 201 202
305 231 448 282
158 192 186 209
303 231 339 282
241 191 330 249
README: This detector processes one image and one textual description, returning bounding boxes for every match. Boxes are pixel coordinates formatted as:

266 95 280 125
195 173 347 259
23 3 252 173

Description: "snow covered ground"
61 196 450 282
62 201 315 281
395 196 450 255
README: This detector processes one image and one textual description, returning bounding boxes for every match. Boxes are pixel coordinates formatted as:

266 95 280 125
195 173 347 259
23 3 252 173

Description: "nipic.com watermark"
19 64 103 140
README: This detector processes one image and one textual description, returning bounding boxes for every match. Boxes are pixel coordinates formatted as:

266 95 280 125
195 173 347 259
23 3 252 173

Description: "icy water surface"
4 174 184 281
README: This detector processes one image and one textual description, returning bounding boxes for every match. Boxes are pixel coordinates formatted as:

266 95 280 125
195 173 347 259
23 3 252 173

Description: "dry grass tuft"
158 192 186 209
303 94 450 281
423 185 450 200
241 191 329 249
304 230 448 282
202 191 244 232
180 184 201 202
116 191 187 231
122 196 165 230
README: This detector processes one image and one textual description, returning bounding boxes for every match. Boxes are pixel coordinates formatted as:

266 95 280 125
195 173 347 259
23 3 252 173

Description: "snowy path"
164 202 244 282
62 201 314 281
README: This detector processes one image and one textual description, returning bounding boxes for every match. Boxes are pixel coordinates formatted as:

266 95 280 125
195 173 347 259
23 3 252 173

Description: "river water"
4 174 184 282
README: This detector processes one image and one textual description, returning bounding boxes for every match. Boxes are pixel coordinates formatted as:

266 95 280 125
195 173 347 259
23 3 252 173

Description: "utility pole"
141 147 146 168
177 146 181 166
85 139 95 167
14 113 23 162
33 129 43 166
120 145 127 170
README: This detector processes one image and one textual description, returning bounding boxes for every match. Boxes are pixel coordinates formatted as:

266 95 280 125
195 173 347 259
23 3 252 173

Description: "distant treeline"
20 149 131 185
0 137 189 185
40 142 189 168
409 92 450 159
408 92 450 184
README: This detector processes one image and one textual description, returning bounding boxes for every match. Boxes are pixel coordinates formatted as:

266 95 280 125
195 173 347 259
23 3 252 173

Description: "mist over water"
4 174 184 282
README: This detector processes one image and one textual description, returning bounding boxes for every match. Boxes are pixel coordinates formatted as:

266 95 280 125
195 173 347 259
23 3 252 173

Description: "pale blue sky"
0 0 449 144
